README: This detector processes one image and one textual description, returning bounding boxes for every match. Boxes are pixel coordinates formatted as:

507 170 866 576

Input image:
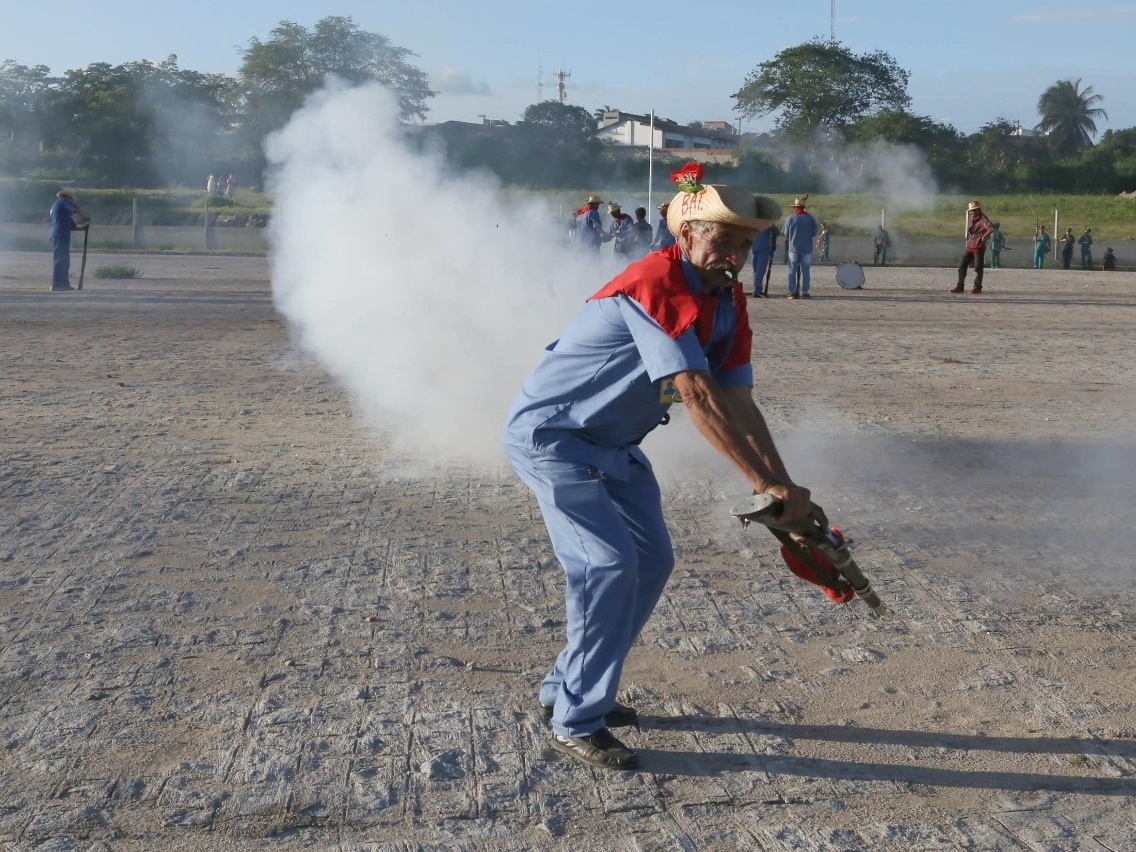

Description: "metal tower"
554 69 571 104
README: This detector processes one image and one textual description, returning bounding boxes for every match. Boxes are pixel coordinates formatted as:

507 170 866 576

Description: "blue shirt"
502 257 752 479
784 211 819 254
652 218 677 249
49 197 78 241
573 208 603 250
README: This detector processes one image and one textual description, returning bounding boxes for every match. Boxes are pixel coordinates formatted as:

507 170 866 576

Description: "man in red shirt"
951 200 996 294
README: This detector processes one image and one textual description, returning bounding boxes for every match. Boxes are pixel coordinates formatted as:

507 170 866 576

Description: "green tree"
733 40 910 142
48 56 240 186
1035 78 1107 157
0 60 54 172
238 16 434 138
516 102 601 187
520 101 597 138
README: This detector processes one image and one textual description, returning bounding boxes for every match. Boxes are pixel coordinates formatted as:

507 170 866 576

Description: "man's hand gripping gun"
730 494 887 616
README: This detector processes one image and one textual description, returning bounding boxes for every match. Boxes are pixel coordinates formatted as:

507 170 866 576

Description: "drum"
835 261 865 290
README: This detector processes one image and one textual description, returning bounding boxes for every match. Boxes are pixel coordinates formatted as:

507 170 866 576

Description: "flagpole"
648 110 655 214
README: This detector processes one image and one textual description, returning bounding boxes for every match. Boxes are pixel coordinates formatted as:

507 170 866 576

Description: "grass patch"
94 265 142 279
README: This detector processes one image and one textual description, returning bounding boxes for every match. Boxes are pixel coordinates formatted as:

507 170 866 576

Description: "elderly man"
502 168 817 770
48 190 89 291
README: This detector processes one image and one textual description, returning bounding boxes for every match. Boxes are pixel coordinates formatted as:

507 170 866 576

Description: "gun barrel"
828 547 887 616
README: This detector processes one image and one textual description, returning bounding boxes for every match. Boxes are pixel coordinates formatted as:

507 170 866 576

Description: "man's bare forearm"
672 371 790 493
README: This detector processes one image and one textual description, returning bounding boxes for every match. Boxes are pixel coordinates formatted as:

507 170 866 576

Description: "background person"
630 207 653 260
607 202 635 260
502 170 812 771
1079 228 1094 269
783 194 819 298
989 222 1006 268
48 190 89 292
816 221 831 261
1033 225 1051 269
951 200 995 294
1060 227 1076 269
651 202 677 250
573 194 605 252
749 222 778 298
872 225 891 266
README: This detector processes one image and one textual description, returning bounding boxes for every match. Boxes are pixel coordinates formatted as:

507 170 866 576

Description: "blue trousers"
505 444 675 738
51 236 71 288
787 250 813 294
751 248 771 294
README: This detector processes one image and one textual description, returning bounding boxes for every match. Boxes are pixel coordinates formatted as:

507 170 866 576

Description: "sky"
1 0 1134 137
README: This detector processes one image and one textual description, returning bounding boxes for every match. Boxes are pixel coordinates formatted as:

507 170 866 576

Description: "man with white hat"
502 163 818 771
951 199 995 294
48 189 89 291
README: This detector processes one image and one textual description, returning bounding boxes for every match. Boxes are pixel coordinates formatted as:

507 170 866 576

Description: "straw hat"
607 202 621 214
56 190 74 199
666 185 781 236
585 194 603 204
967 200 982 211
792 195 808 207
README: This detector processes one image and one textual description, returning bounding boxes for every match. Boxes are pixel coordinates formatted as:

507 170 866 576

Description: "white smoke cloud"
816 140 939 231
265 81 613 471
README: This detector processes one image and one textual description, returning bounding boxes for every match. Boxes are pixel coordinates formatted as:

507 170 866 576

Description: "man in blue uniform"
650 201 677 250
48 190 89 291
749 223 778 298
783 195 819 298
572 194 605 252
503 172 817 771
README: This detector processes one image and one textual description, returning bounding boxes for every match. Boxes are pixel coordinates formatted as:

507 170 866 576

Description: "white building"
595 111 740 150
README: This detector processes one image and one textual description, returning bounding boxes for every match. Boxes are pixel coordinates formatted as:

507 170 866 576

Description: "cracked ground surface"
2 250 1136 850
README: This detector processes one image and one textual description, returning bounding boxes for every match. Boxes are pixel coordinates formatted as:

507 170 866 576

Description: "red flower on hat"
671 162 704 193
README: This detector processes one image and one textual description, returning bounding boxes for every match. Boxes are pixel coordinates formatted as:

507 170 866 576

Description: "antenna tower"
830 0 836 41
555 68 571 104
537 65 544 102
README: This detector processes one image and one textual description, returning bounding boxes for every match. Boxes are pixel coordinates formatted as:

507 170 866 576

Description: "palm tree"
1035 78 1108 157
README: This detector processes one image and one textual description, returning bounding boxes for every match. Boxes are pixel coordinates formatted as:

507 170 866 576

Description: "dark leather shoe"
550 728 639 770
949 285 964 293
970 285 982 294
786 292 798 299
538 700 638 729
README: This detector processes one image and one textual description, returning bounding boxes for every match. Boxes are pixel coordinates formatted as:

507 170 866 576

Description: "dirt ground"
2 250 1136 851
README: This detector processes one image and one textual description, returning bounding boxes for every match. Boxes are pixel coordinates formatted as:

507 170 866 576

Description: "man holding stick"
48 190 89 292
749 222 778 298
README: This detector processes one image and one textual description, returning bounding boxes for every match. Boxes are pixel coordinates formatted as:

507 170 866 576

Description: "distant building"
1011 123 1047 138
596 110 740 151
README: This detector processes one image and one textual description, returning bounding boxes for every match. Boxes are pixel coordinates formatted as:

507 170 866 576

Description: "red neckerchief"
587 244 752 371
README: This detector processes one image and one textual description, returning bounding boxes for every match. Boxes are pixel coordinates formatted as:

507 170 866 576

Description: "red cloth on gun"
779 528 854 604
